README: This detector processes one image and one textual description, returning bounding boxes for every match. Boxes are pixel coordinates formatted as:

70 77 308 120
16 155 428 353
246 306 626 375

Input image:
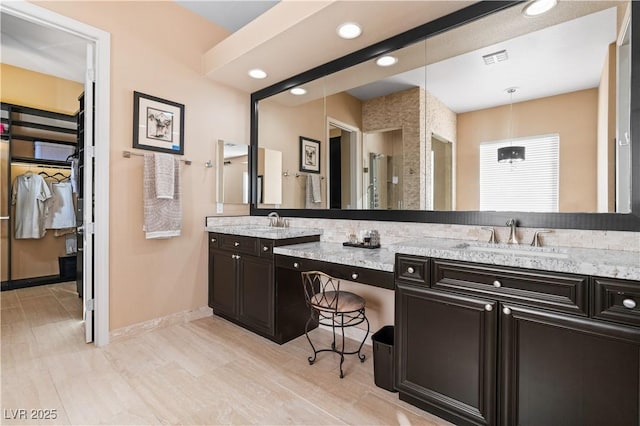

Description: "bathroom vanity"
207 226 320 344
206 221 640 425
392 239 640 426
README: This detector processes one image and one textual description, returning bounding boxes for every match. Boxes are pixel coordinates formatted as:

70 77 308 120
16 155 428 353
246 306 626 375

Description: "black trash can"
372 325 397 392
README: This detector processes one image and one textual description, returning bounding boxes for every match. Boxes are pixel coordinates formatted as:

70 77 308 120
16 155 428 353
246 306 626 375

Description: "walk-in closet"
1 102 81 292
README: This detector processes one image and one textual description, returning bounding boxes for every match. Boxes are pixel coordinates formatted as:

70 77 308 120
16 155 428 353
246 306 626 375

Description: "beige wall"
36 1 249 330
1 64 84 281
0 64 83 114
597 43 617 212
457 89 598 212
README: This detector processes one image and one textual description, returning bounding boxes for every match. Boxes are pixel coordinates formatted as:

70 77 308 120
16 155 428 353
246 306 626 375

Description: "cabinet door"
238 254 275 336
396 283 497 426
209 250 237 318
501 305 640 426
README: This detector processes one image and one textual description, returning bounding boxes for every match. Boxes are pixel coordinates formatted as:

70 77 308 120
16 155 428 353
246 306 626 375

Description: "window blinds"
479 134 559 212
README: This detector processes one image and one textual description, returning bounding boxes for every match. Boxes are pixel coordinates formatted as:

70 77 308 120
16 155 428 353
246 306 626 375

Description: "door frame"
326 117 361 209
0 1 111 346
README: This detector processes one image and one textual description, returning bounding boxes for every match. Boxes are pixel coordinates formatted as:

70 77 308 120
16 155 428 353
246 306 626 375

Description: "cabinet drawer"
218 234 259 255
259 240 274 258
276 255 394 290
593 277 640 328
432 259 588 316
209 233 220 248
395 255 429 286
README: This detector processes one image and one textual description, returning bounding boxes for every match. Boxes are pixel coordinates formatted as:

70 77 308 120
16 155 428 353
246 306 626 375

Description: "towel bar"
122 150 192 165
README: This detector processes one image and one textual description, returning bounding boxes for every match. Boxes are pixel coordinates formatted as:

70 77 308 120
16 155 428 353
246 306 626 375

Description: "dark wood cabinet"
237 254 274 336
396 283 497 426
395 254 640 426
500 304 640 426
208 248 237 318
208 232 319 344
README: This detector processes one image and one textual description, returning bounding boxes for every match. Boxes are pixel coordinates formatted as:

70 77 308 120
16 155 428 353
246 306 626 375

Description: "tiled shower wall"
206 215 640 253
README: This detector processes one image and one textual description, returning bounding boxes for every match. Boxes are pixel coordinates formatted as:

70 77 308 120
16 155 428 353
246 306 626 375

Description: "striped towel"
143 153 181 239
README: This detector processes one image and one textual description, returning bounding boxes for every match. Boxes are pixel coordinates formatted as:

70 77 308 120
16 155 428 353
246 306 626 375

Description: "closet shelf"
11 134 77 145
11 156 72 169
11 120 77 135
8 104 76 122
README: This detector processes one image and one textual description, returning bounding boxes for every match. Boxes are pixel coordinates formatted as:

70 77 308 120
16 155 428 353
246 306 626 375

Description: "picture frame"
299 136 321 173
133 91 185 155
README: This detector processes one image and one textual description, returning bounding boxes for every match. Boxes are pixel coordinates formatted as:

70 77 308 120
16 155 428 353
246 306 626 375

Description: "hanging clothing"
70 158 79 194
12 172 52 239
45 181 76 230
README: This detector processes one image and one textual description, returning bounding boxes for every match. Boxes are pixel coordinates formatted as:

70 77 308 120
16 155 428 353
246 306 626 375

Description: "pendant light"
498 87 525 163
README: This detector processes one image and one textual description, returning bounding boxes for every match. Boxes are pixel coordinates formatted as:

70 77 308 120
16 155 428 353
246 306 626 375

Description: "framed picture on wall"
133 91 185 155
299 136 321 173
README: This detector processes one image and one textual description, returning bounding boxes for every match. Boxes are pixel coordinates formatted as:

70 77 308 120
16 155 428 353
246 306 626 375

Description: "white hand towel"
143 154 182 239
154 153 175 199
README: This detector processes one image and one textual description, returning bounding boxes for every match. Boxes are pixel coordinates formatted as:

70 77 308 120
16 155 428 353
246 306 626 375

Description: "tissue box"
34 141 75 161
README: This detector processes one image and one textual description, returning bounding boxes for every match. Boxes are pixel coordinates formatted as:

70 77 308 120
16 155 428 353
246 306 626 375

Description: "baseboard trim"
110 306 213 342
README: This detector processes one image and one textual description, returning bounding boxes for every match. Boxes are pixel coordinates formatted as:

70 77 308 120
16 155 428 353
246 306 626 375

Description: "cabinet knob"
231 254 236 259
503 307 512 315
493 280 502 288
351 273 359 280
293 262 299 269
484 304 493 312
234 242 240 247
263 246 269 252
623 298 637 309
211 238 216 243
407 267 415 274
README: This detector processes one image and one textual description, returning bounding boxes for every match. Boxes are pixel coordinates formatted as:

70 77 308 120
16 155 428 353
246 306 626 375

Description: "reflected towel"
305 174 322 209
310 174 322 203
154 153 175 199
143 154 181 239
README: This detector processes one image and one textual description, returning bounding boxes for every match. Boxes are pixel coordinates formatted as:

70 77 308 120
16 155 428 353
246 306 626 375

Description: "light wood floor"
1 282 452 425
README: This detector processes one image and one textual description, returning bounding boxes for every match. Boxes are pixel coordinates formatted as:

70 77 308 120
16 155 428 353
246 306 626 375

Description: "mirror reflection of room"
217 140 248 204
256 0 631 214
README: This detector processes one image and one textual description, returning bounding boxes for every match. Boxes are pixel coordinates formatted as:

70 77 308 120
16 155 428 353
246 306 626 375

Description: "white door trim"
1 0 111 346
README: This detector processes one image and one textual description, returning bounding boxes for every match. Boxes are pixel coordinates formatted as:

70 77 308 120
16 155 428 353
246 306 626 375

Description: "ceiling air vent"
482 49 508 65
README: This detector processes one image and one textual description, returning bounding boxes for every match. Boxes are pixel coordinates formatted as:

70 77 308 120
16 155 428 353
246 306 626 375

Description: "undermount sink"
454 243 570 259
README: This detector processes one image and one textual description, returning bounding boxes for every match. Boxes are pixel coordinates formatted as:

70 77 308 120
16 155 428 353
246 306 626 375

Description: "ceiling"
175 0 279 33
0 12 86 83
0 1 625 113
347 5 618 112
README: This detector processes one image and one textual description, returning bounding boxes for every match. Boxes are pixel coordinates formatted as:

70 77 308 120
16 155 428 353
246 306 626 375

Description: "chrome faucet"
506 218 519 244
268 211 288 227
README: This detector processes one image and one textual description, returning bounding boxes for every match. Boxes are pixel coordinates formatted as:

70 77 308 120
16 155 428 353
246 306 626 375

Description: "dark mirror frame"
250 1 640 231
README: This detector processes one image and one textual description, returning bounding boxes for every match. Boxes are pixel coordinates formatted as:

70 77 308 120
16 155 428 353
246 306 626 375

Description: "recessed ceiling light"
337 22 362 39
376 55 398 67
522 0 558 17
290 87 307 96
248 69 267 79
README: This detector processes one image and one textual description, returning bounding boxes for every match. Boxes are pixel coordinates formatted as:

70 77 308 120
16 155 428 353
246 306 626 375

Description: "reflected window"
479 134 559 212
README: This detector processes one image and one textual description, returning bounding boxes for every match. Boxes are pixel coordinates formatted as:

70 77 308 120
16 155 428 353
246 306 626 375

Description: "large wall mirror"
251 1 640 230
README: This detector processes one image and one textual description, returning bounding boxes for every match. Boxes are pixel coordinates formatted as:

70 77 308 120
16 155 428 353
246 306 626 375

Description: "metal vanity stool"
301 271 370 378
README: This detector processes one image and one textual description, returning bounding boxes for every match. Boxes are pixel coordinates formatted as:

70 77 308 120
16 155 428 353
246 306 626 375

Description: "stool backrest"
301 271 341 313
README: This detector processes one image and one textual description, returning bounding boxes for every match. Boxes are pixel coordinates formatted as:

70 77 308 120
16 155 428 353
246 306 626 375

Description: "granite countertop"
206 225 323 240
390 237 640 281
274 237 639 280
274 242 396 272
